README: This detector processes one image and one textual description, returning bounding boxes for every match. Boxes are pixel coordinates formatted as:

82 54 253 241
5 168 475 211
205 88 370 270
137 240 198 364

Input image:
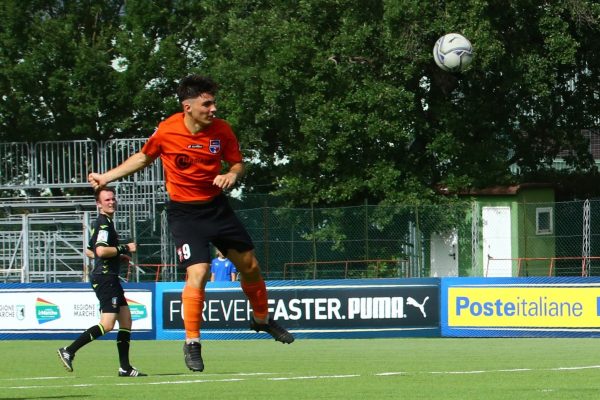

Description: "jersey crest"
209 139 221 154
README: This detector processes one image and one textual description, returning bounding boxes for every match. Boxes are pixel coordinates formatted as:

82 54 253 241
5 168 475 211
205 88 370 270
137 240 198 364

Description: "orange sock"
241 279 268 320
182 285 204 340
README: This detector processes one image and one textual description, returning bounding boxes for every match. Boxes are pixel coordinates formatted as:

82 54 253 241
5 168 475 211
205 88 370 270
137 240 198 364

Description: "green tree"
196 0 600 206
1 1 599 205
0 0 200 141
0 1 123 141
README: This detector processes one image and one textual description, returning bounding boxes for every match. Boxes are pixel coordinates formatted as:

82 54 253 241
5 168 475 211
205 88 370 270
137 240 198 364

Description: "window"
536 207 553 235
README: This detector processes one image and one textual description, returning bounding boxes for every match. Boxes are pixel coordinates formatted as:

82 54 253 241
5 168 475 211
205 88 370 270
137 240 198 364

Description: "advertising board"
442 277 600 337
0 283 154 339
156 279 441 340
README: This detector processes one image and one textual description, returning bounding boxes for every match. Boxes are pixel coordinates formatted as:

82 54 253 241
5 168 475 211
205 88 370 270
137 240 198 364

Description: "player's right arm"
88 151 154 190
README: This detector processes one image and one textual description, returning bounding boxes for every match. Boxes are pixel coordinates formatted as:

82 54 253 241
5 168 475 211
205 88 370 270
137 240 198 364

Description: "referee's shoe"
57 347 75 372
118 366 147 377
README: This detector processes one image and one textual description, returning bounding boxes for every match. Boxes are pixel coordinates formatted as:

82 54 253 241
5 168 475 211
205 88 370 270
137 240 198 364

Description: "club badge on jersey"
209 139 221 154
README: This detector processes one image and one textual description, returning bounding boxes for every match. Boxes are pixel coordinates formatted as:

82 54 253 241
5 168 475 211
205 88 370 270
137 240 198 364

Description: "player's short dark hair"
177 75 218 103
94 186 116 201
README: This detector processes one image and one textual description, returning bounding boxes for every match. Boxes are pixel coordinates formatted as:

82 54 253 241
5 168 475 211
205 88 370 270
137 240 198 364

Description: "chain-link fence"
514 199 600 277
233 202 471 280
133 198 600 281
3 198 600 282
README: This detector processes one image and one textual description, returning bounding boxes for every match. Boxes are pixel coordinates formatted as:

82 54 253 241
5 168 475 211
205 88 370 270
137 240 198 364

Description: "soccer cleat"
183 342 204 372
118 367 147 377
57 347 75 372
250 316 295 344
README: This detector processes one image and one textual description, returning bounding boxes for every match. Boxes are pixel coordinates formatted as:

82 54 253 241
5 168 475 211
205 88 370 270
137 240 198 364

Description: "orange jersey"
141 113 243 202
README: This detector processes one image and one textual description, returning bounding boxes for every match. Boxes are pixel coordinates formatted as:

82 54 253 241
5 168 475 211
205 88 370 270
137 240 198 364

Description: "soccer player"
57 187 146 377
211 250 237 282
88 74 294 372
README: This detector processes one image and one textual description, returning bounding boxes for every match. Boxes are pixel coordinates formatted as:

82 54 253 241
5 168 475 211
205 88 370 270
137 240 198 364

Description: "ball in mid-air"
433 33 473 72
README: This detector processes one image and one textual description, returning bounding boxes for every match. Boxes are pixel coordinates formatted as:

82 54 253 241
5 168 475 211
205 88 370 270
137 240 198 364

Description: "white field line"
0 372 282 381
4 365 600 390
376 365 600 376
0 371 280 382
267 374 360 381
0 376 71 381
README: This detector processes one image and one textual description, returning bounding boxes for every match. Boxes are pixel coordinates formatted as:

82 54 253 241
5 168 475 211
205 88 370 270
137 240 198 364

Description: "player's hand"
88 172 108 190
213 172 238 189
126 242 137 253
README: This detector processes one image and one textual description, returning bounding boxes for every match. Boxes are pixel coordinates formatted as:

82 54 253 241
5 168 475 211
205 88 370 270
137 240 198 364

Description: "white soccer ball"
433 33 473 72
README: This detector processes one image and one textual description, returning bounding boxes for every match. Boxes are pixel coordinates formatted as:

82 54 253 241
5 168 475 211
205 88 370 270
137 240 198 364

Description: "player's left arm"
213 161 245 189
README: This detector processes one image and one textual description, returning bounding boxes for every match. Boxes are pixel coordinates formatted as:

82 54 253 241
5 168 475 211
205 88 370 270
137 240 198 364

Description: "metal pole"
311 203 317 278
82 211 91 282
21 214 29 283
582 199 590 277
263 205 270 278
364 199 369 260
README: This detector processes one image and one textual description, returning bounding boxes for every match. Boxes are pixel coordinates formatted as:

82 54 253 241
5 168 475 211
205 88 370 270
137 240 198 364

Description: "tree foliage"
1 0 599 205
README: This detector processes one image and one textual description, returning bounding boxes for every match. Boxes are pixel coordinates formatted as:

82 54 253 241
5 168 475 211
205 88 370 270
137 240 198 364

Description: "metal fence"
0 139 164 189
0 213 90 282
1 140 599 282
2 196 600 283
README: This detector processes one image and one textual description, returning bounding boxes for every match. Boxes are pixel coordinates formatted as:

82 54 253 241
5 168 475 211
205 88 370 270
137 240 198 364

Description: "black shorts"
167 194 254 268
91 274 128 313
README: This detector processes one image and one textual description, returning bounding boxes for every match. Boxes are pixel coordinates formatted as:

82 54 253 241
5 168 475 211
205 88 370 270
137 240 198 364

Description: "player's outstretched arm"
89 151 153 190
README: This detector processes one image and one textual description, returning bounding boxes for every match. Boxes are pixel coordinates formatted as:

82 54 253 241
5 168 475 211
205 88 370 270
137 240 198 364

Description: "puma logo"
407 296 429 318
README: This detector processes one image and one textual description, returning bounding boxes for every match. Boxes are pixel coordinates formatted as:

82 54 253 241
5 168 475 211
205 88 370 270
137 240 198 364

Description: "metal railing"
126 263 178 282
283 259 410 280
0 139 164 189
486 255 600 277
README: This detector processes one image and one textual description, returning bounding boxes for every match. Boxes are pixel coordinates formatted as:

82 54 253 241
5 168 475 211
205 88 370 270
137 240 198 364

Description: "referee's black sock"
67 324 105 354
117 328 131 369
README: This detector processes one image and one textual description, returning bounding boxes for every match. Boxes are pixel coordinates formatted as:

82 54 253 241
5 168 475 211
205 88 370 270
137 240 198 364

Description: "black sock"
67 324 104 354
117 328 131 369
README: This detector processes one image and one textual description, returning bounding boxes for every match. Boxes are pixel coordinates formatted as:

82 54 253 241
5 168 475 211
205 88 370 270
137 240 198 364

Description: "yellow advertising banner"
448 287 600 327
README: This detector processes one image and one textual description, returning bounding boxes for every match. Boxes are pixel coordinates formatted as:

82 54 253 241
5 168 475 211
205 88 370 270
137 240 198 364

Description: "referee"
57 187 146 377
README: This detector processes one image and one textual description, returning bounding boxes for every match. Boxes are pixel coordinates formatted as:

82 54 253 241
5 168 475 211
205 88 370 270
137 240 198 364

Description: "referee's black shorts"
167 193 254 268
91 274 128 313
